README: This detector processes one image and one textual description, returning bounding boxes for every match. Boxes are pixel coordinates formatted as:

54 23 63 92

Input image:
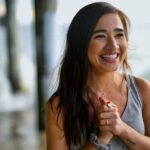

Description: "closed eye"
94 34 106 39
115 33 124 38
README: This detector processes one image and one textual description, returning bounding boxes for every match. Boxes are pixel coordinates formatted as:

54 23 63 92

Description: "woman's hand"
97 98 126 137
86 87 114 144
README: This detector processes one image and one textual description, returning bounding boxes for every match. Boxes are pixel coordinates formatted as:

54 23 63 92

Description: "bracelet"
90 132 110 150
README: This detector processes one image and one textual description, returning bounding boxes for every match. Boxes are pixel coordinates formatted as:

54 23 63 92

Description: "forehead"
94 13 124 30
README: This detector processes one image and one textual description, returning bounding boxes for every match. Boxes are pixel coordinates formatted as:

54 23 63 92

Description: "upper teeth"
102 54 117 59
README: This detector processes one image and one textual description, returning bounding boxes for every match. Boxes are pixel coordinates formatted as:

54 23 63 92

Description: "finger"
99 110 116 119
99 105 109 112
98 96 115 110
107 102 113 109
99 96 108 105
99 95 112 104
99 118 114 125
99 104 116 113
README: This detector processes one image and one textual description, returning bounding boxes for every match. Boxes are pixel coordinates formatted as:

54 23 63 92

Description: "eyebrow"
93 28 124 34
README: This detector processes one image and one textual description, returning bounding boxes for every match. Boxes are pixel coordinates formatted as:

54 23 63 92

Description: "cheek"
87 42 97 57
120 43 128 61
88 41 97 51
88 40 103 54
121 41 128 54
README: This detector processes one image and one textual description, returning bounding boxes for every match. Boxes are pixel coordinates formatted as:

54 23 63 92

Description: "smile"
100 53 119 62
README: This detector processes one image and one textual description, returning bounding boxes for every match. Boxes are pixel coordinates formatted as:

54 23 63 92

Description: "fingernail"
107 102 113 109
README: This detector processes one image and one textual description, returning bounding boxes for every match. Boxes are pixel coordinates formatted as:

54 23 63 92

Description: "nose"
106 37 119 50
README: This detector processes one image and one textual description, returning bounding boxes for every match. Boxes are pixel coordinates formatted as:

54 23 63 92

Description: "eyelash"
115 33 124 38
94 33 124 39
94 35 106 39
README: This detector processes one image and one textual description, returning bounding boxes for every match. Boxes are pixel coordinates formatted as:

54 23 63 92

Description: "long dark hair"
48 2 130 147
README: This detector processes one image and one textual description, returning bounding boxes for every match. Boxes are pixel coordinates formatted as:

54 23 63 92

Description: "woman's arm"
118 122 150 150
104 77 150 150
46 96 68 150
97 77 150 150
46 96 106 150
119 77 150 150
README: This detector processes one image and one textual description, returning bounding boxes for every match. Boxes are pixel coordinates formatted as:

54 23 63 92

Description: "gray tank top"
71 74 145 150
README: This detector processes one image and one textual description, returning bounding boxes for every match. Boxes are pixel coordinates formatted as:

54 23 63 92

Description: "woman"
46 2 150 150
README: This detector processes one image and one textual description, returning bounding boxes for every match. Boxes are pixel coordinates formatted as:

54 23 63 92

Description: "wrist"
98 131 113 144
90 132 110 150
116 121 128 137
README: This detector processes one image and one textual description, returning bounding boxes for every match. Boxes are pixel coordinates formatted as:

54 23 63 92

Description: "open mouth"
100 53 119 62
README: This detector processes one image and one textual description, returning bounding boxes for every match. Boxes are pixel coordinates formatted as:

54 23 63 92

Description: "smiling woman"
56 0 150 77
87 13 128 73
46 2 150 150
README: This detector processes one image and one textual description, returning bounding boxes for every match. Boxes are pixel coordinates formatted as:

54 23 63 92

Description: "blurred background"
0 0 150 150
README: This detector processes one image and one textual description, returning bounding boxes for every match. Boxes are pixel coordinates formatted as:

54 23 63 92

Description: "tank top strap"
125 73 143 109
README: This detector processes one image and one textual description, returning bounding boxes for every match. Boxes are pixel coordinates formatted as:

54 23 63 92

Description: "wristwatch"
90 132 110 150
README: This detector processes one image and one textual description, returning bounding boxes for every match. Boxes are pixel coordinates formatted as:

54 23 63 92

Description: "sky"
56 0 150 25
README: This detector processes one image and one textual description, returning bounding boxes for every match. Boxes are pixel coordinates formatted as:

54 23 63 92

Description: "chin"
103 65 119 72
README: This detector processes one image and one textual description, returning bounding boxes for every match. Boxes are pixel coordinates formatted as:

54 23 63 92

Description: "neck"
87 72 123 93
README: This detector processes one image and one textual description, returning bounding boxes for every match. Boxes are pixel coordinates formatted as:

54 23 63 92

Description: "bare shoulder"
135 76 150 88
135 77 150 136
46 96 67 150
134 76 150 103
46 95 63 129
46 96 60 114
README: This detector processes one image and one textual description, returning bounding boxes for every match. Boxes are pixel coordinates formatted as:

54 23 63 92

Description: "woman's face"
87 13 128 74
